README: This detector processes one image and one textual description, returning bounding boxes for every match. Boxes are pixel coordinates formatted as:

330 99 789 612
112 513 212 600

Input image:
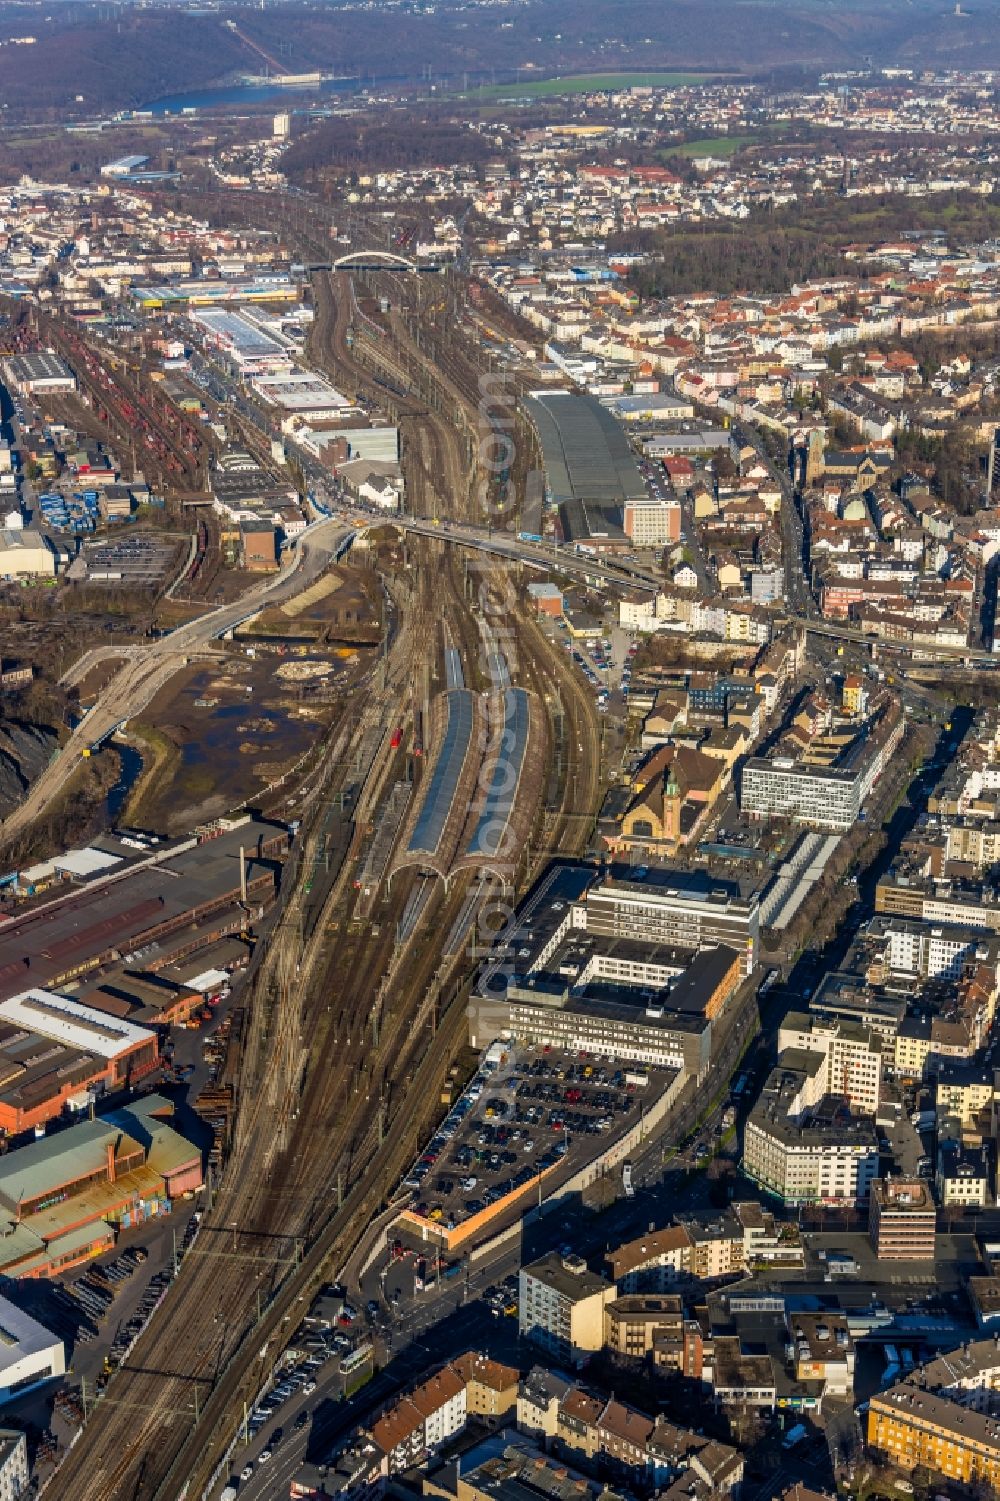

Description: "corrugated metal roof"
526 392 646 505
0 991 153 1060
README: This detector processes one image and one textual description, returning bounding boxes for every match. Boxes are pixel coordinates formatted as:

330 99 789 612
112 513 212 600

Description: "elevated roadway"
10 505 995 851
356 515 1000 669
803 615 999 663
0 518 353 847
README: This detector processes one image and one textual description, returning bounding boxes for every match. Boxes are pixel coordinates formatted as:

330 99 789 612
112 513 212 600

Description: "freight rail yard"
0 202 919 1501
7 33 1000 1501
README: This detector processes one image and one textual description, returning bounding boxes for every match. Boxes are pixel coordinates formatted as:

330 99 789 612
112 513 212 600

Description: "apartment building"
604 1294 683 1360
369 1367 467 1474
516 1367 573 1443
603 1295 707 1380
609 1227 692 1291
936 1062 998 1130
936 1144 991 1209
608 1202 803 1292
451 1352 519 1423
519 1254 617 1369
776 1012 882 1114
868 1384 1000 1488
868 1178 937 1261
0 1432 27 1501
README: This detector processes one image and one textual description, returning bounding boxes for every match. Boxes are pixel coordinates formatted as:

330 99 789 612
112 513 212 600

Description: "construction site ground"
123 645 375 832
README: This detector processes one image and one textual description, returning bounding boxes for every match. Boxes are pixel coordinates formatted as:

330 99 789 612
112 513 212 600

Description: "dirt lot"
123 644 374 833
243 563 382 646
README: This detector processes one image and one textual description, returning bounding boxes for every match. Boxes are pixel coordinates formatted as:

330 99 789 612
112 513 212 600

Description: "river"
141 76 359 115
106 742 144 823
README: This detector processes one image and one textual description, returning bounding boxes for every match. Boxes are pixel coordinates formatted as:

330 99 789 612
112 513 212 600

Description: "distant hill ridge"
3 0 1000 118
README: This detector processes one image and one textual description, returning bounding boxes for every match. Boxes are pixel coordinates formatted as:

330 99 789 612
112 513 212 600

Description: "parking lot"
81 533 180 586
539 614 639 720
399 1046 677 1245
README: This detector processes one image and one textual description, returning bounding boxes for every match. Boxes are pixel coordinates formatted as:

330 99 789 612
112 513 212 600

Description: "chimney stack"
106 1141 116 1184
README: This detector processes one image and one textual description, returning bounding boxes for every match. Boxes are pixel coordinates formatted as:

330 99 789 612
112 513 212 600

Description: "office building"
583 866 760 977
740 756 861 831
883 919 997 981
868 1178 936 1260
743 1058 880 1206
776 1011 882 1114
622 498 681 547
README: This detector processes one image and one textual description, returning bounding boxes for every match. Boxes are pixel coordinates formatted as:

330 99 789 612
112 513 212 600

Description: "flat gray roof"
526 392 646 505
465 688 531 859
5 352 74 383
0 1293 61 1377
407 690 476 859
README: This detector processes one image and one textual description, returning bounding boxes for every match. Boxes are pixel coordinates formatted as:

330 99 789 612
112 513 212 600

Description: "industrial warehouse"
523 391 652 551
0 816 288 1003
524 392 647 509
0 1092 202 1279
189 308 293 375
0 1295 65 1405
0 990 158 1136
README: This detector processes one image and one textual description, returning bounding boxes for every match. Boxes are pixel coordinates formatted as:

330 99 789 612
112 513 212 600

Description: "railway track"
45 452 487 1501
6 301 210 493
45 210 606 1500
308 272 481 525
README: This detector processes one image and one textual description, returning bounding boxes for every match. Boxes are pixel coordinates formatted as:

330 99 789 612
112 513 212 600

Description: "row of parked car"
239 1355 325 1476
101 1260 176 1389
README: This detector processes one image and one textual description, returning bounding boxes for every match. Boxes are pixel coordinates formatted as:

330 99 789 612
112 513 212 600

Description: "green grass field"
467 71 717 99
673 134 754 157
